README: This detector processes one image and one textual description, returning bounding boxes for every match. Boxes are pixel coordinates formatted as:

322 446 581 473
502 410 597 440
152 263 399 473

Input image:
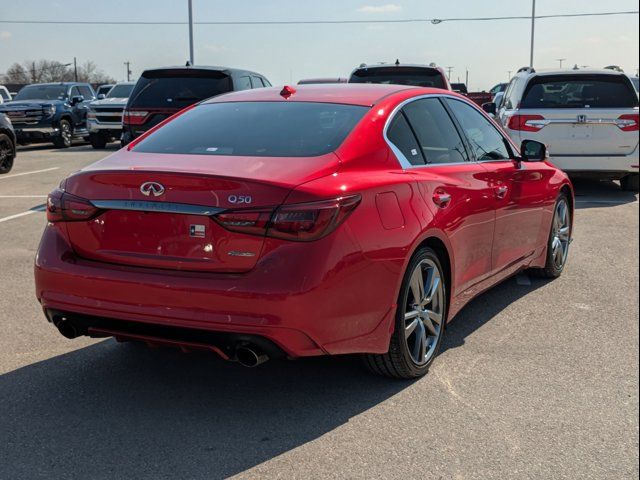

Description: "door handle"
495 185 509 199
432 190 452 208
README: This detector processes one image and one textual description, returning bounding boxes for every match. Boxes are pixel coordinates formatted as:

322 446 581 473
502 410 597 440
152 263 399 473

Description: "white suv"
494 68 639 191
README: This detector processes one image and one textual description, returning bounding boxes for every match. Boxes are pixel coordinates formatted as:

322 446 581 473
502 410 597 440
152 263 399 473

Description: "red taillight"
46 189 100 223
616 114 639 132
213 209 273 236
122 109 149 125
508 114 547 132
213 195 361 242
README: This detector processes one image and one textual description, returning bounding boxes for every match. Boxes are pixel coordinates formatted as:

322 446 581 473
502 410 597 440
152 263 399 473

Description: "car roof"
141 65 265 77
24 82 90 86
523 69 628 78
354 63 442 70
204 83 428 107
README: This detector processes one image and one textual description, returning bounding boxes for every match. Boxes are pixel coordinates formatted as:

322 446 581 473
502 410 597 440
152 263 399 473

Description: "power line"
0 11 637 26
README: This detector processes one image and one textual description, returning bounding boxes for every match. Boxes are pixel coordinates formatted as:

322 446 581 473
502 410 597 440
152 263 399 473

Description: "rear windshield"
349 67 447 89
128 71 232 108
107 84 134 98
133 102 368 157
521 75 639 109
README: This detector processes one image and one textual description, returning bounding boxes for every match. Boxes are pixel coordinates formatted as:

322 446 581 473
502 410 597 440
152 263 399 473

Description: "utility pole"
124 61 132 81
557 58 566 69
507 71 512 81
465 69 469 88
446 66 454 80
188 0 195 65
73 57 78 82
529 0 536 68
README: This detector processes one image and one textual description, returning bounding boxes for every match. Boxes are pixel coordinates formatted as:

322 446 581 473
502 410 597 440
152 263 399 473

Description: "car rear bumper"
34 224 397 358
549 150 639 176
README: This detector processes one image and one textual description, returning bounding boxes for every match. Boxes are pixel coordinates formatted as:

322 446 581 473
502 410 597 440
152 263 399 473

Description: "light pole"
73 57 78 82
124 61 132 82
446 66 454 80
529 0 536 68
557 58 567 69
507 71 512 81
188 0 195 65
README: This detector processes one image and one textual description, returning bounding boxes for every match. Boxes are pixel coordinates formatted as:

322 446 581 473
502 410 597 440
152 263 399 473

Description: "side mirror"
70 95 84 106
482 102 497 116
521 140 547 162
97 94 106 100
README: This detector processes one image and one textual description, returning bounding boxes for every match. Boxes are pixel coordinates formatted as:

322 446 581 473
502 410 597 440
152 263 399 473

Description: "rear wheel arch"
415 236 452 314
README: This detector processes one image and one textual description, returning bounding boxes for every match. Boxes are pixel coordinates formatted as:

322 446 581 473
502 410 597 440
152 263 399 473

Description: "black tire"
532 193 571 279
89 133 108 149
0 133 15 174
621 174 639 192
364 247 447 379
52 119 72 148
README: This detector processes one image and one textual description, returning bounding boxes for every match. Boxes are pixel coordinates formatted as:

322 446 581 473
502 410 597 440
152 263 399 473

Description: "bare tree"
2 59 114 84
76 60 115 84
3 63 30 83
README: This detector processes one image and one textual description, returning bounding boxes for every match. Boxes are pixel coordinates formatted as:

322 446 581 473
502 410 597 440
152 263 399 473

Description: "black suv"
122 66 271 146
0 82 96 148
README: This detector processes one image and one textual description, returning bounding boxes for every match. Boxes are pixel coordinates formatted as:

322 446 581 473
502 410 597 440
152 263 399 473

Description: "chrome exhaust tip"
235 346 269 367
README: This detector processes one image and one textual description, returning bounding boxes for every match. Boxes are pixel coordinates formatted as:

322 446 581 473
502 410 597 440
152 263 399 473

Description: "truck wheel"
53 120 72 148
0 134 15 174
621 174 639 192
89 133 108 149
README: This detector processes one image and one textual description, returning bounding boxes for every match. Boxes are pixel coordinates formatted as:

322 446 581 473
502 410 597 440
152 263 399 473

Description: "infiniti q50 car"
35 84 573 378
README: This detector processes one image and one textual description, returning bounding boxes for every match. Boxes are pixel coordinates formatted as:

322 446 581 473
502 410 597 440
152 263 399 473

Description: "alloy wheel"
551 199 571 270
403 259 445 366
61 123 72 146
0 138 12 172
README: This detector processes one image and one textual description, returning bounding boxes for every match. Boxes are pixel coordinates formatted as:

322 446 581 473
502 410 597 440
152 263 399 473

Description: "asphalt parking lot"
0 145 638 480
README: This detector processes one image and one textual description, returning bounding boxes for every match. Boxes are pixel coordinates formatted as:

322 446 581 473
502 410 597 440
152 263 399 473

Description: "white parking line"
0 205 46 224
0 167 59 180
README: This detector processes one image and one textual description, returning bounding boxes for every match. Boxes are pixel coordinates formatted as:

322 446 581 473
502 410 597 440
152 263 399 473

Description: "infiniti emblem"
140 181 165 197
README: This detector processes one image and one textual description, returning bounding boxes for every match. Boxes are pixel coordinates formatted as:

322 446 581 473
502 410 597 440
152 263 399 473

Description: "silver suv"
494 67 639 191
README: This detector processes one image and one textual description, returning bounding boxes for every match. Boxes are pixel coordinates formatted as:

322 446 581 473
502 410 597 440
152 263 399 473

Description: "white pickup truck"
87 82 135 148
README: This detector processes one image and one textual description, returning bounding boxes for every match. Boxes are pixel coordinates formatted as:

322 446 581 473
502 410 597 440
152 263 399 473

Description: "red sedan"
35 84 573 378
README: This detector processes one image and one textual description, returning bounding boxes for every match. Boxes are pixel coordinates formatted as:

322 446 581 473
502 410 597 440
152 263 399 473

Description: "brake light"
122 109 149 125
213 209 272 236
46 189 100 223
213 195 361 242
616 114 639 132
508 114 547 132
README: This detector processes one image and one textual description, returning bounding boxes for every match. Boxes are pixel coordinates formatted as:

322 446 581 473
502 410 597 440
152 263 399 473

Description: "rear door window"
521 74 639 109
133 102 368 157
235 76 252 90
128 70 233 108
446 99 512 161
387 114 425 165
349 67 447 89
403 98 469 164
251 76 265 88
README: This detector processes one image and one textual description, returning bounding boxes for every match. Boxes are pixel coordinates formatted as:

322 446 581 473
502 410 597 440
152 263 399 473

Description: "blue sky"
0 0 638 90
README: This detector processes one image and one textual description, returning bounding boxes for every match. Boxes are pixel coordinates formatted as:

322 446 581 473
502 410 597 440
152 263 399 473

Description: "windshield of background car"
630 77 639 94
133 102 369 157
0 89 10 101
128 71 232 109
107 84 134 98
520 74 639 109
14 85 67 101
349 67 447 89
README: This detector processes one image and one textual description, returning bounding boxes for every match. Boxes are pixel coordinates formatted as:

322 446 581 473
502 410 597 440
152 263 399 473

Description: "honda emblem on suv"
140 182 165 197
577 114 587 124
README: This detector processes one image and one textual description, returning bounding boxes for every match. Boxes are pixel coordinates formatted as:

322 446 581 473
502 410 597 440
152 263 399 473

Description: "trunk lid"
529 108 639 156
63 150 339 272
